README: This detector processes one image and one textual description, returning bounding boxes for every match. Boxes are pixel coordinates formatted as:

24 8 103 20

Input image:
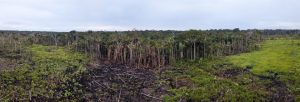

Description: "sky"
0 0 300 31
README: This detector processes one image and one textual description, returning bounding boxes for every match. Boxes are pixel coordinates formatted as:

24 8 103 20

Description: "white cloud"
0 0 300 31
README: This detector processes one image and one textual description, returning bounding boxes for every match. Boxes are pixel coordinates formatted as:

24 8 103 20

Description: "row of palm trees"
0 30 263 68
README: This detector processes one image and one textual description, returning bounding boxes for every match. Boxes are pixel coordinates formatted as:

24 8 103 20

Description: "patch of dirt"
217 67 251 78
266 80 295 102
220 68 244 77
210 90 226 102
175 77 194 88
0 58 17 71
83 64 169 102
257 71 295 102
0 50 20 71
216 65 295 102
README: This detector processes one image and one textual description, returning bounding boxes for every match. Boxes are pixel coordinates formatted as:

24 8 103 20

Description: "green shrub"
0 45 87 101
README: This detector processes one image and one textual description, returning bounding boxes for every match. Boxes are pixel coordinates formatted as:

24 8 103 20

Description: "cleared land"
164 40 300 101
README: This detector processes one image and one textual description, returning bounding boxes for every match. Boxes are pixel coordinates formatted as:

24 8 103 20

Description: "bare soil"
82 64 170 102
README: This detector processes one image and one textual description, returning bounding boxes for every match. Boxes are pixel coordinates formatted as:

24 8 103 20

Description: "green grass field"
228 39 300 100
228 40 300 74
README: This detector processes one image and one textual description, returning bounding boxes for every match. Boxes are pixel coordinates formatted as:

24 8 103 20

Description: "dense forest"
1 29 262 67
0 29 300 101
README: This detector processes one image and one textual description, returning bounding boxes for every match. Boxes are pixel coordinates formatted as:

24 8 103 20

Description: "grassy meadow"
228 40 300 74
227 39 300 101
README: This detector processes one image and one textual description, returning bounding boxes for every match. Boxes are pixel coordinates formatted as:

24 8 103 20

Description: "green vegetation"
228 40 300 73
163 61 265 102
228 40 300 101
1 30 299 101
0 45 87 101
164 40 300 101
24 30 262 68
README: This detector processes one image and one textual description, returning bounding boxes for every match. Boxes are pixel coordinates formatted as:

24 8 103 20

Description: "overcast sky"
0 0 300 31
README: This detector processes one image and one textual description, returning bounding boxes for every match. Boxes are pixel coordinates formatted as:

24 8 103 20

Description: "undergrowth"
0 45 88 101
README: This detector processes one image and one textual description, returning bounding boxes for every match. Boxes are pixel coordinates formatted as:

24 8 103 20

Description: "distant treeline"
1 29 299 68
